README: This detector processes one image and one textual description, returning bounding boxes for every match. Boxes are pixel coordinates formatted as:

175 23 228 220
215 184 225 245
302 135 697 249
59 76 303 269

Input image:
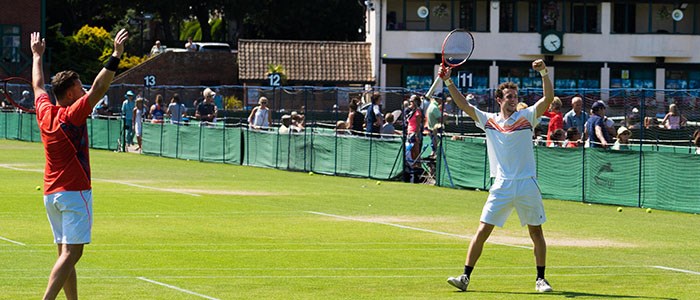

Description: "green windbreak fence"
1 112 119 150
3 111 700 214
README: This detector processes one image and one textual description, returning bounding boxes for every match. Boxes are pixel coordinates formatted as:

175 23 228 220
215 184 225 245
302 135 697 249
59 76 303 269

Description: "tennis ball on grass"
617 207 623 212
646 208 652 213
309 171 314 176
376 181 381 185
35 185 41 191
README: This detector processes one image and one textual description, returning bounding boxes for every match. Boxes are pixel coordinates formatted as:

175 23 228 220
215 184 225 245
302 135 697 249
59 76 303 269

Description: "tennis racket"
425 29 475 97
1 77 35 113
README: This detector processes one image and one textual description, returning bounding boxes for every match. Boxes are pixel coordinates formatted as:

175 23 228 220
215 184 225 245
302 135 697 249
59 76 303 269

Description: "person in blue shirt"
121 90 136 146
585 101 611 148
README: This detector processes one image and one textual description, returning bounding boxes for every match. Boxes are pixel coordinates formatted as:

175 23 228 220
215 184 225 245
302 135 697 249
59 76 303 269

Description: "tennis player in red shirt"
31 29 128 300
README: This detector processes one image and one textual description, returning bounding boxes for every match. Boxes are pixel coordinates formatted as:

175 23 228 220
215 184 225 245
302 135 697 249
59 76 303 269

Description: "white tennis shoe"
536 278 553 292
447 274 469 292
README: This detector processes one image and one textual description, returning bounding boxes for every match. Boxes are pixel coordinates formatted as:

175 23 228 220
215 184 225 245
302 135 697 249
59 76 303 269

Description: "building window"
387 0 489 31
570 1 599 33
1 25 21 64
403 64 435 90
499 66 541 89
612 1 636 33
612 1 700 34
665 69 700 90
610 68 654 89
554 67 600 91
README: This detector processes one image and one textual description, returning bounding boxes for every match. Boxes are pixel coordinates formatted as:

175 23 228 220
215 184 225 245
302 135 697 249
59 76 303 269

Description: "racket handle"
425 75 441 99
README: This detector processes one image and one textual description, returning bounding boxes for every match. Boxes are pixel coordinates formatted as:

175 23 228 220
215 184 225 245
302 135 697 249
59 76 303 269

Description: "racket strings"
442 31 474 66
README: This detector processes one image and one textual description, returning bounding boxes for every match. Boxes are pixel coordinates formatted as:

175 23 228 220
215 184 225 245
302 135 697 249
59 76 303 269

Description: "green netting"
3 110 700 214
87 118 120 150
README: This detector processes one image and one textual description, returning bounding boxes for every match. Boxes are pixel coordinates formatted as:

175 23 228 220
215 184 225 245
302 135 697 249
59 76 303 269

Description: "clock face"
543 34 561 52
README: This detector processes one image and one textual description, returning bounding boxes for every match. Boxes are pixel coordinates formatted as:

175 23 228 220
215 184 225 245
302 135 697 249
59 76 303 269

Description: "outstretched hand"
438 64 451 81
112 29 129 57
30 32 45 57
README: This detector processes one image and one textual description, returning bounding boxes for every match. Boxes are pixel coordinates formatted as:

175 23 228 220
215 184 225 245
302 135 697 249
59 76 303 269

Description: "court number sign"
144 75 156 87
269 73 281 87
457 71 473 88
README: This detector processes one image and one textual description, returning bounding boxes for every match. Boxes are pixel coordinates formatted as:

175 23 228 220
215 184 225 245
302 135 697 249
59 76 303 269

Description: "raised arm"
531 59 554 118
87 29 129 108
30 32 47 96
439 65 478 122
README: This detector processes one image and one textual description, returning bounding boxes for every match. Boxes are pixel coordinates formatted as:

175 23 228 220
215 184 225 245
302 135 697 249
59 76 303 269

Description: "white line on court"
306 211 533 250
136 277 220 300
651 266 700 275
0 236 25 246
0 164 200 197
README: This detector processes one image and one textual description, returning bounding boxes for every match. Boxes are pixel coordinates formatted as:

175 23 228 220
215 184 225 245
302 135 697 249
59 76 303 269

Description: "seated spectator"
18 90 34 111
381 113 397 137
150 94 166 123
166 93 188 125
563 127 581 148
533 126 545 147
150 40 165 56
661 103 687 129
279 114 292 134
644 116 661 129
91 95 110 119
627 107 641 129
335 121 349 135
196 88 218 125
548 128 566 148
612 126 631 150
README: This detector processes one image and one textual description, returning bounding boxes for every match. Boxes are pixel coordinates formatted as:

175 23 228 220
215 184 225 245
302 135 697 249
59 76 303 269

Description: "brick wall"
0 0 42 78
113 52 238 86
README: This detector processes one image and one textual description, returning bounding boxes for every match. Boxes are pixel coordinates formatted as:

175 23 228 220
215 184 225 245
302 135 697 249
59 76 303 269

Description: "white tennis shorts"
481 177 546 227
44 189 93 244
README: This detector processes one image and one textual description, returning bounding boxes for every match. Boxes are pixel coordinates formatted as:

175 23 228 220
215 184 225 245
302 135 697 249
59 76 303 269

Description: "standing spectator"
31 28 129 300
543 97 563 147
441 59 554 293
149 94 165 124
165 93 187 125
133 97 146 151
585 101 611 148
185 37 197 52
247 96 272 129
365 92 383 136
405 95 424 163
563 96 588 134
425 93 444 157
196 88 218 125
612 126 632 150
346 99 364 135
150 40 165 56
121 90 136 146
661 103 687 129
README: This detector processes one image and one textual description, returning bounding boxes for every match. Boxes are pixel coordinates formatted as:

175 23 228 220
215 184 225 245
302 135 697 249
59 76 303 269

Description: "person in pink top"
405 95 424 162
661 103 687 130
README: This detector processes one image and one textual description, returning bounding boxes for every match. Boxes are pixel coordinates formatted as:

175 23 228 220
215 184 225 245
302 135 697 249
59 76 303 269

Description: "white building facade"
365 0 700 97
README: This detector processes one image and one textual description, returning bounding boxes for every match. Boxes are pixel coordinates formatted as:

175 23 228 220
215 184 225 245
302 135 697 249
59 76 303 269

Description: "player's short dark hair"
495 82 518 99
51 71 80 99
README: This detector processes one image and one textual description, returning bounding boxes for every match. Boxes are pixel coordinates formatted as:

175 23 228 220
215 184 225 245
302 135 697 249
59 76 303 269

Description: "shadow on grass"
463 290 677 299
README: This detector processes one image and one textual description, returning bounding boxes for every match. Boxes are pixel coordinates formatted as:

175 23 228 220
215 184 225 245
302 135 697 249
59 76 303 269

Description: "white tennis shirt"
474 106 539 180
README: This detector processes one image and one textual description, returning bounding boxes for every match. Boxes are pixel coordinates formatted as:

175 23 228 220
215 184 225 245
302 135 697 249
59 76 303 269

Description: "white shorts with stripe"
481 177 546 227
44 189 93 244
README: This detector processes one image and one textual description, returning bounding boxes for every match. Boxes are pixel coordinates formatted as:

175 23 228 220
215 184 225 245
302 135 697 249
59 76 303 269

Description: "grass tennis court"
1 139 698 299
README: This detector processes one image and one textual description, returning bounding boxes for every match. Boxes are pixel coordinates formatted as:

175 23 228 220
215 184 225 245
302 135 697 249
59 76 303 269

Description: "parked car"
195 42 232 52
